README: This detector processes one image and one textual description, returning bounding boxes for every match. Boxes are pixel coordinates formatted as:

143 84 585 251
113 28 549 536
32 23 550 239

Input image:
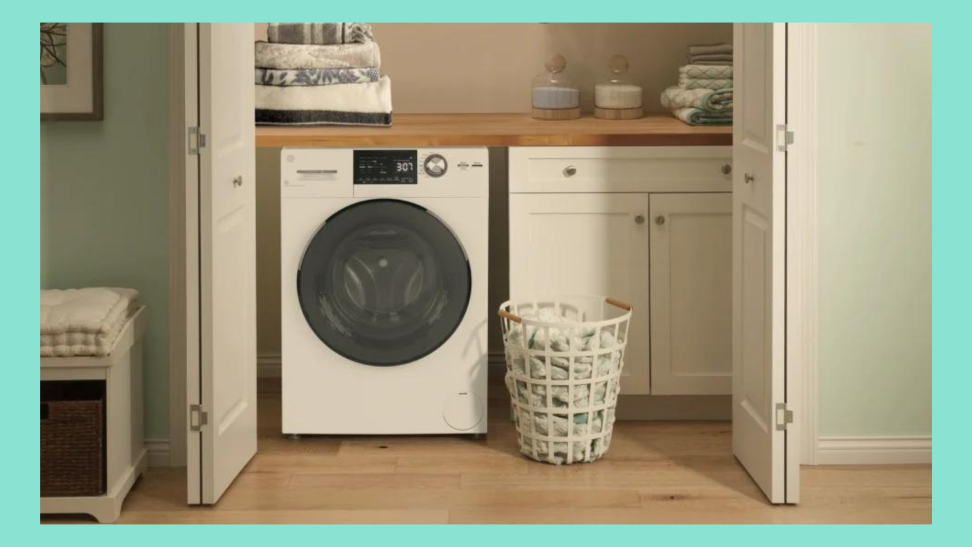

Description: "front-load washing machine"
281 147 488 435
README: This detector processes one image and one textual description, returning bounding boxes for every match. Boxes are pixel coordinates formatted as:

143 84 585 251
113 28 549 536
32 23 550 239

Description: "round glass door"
298 199 471 366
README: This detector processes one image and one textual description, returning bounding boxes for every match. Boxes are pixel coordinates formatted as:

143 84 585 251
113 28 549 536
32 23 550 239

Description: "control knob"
424 154 448 177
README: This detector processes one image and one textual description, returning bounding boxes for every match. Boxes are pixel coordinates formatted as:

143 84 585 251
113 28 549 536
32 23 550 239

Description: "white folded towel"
41 288 140 357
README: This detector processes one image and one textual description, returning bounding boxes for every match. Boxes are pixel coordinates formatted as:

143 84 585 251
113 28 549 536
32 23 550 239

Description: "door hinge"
188 126 206 156
776 124 794 152
775 402 794 431
189 404 209 432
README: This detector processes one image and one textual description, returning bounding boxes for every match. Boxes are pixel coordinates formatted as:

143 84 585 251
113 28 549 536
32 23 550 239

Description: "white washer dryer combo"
281 147 488 436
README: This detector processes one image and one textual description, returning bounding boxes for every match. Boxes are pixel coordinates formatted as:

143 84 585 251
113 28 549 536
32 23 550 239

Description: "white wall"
817 23 932 438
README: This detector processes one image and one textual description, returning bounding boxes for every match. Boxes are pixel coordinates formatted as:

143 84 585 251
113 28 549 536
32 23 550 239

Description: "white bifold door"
186 23 257 505
732 22 799 504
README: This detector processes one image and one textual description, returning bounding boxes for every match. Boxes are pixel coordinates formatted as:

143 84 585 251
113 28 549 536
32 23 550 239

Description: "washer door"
298 199 472 366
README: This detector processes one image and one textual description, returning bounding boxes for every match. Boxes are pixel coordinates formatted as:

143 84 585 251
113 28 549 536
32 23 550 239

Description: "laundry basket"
499 295 632 464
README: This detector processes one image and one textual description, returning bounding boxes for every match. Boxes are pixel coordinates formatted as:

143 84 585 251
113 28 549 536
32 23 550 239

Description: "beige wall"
255 23 731 359
255 23 733 113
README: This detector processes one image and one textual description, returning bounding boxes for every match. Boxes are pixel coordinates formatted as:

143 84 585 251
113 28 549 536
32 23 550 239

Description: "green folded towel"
661 86 733 112
672 107 733 126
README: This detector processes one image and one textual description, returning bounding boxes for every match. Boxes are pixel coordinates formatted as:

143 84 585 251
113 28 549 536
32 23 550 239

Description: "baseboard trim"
145 438 171 468
816 436 931 465
258 353 281 378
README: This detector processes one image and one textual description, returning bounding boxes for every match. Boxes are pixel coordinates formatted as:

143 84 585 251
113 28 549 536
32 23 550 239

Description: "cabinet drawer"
509 146 732 194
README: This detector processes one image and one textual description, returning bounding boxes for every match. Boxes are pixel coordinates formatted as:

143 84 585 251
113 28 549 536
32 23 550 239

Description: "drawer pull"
745 173 755 184
563 165 577 178
721 163 732 175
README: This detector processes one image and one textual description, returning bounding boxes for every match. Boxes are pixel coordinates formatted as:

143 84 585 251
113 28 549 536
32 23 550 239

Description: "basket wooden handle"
498 310 522 323
605 297 632 311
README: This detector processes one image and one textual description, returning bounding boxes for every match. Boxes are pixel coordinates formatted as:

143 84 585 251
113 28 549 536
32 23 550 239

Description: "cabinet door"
650 193 732 395
509 193 650 394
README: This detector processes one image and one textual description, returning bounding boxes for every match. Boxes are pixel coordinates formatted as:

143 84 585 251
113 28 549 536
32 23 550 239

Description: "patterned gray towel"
687 43 733 56
661 86 733 112
268 23 374 45
256 67 381 86
255 41 381 70
677 77 733 90
679 65 733 79
255 75 392 126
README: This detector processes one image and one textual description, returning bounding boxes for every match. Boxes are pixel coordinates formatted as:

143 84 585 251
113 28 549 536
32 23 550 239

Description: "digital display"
354 150 418 185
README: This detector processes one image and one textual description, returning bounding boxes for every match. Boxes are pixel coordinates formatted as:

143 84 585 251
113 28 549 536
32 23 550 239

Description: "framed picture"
41 23 103 121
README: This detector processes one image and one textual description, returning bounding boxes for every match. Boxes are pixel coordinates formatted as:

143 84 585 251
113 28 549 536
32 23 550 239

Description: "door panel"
509 193 650 394
649 193 732 395
732 22 793 505
190 22 257 505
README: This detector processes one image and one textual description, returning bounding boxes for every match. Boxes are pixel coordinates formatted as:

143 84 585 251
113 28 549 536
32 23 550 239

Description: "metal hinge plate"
188 126 206 156
189 404 208 432
776 124 794 152
775 402 794 431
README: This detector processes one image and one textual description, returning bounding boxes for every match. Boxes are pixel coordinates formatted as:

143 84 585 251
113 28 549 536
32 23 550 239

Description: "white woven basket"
499 295 633 465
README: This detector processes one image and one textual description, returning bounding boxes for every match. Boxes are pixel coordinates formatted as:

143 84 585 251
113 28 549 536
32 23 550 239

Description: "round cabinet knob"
655 215 666 226
232 175 243 187
424 154 448 178
563 165 577 178
721 163 732 175
744 173 755 184
635 214 646 225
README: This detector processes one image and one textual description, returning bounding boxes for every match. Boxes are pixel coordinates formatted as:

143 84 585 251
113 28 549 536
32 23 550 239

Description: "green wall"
41 24 170 440
817 23 932 437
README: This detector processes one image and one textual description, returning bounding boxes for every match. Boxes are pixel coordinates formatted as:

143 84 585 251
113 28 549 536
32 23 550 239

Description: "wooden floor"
44 380 931 524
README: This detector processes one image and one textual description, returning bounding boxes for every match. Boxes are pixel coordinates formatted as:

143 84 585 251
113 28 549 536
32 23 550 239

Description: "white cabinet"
509 193 651 394
649 193 732 395
508 146 733 397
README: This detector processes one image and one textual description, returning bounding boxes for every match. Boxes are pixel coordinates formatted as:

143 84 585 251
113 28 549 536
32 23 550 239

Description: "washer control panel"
283 147 488 199
354 149 418 185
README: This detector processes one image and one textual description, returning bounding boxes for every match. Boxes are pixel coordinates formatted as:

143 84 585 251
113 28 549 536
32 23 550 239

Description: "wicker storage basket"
499 295 633 464
41 382 105 497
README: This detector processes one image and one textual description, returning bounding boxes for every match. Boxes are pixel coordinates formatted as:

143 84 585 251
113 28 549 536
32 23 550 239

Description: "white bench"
41 307 147 523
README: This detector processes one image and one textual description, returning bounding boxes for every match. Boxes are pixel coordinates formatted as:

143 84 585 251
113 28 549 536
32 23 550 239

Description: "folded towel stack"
41 288 140 357
660 43 733 126
685 42 734 66
255 23 392 126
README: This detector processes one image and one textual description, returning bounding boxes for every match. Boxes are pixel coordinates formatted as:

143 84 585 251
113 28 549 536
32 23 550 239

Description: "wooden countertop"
255 113 732 148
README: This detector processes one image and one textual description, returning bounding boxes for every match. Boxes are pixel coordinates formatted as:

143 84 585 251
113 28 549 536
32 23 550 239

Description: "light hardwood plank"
43 383 932 524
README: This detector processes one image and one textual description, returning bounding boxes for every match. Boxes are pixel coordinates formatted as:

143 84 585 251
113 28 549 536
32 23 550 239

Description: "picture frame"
41 23 103 121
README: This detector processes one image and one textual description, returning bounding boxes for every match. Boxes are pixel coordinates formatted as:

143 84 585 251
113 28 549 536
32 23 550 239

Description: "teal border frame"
10 2 950 540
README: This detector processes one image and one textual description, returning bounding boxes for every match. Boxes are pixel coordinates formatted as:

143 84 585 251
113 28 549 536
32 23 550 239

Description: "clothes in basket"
502 308 626 464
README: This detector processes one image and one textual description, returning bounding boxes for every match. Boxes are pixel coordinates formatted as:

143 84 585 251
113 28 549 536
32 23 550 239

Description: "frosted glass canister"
594 55 644 120
531 54 581 120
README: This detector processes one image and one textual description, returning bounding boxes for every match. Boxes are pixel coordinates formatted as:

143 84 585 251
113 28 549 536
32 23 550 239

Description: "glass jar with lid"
531 54 581 120
594 54 643 120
